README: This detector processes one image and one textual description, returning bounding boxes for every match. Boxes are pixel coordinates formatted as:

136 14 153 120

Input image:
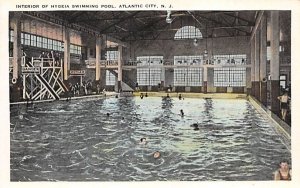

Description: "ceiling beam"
187 11 206 28
125 35 250 41
250 11 264 41
68 11 87 23
74 13 189 23
100 11 141 33
197 14 251 35
105 25 253 35
121 17 165 41
223 12 255 25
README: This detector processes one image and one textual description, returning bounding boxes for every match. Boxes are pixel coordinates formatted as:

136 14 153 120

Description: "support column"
96 37 101 81
161 66 165 91
117 45 123 92
270 11 280 116
254 31 260 100
87 47 91 60
260 14 268 106
11 12 22 101
203 66 208 93
63 26 70 81
250 38 255 96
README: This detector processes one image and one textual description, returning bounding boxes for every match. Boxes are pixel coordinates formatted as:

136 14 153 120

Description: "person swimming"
274 160 292 180
106 113 110 117
140 137 147 145
180 109 184 116
153 151 161 159
190 123 198 127
191 123 199 130
178 94 182 100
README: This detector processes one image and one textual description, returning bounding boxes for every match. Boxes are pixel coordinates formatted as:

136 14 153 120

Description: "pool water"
10 96 291 181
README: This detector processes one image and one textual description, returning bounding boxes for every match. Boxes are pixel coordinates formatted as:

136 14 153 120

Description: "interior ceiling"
45 11 259 42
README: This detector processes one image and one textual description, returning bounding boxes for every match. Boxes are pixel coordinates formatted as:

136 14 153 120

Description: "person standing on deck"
277 91 290 121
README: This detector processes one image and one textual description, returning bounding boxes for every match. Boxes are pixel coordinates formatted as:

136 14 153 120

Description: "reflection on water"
10 97 291 181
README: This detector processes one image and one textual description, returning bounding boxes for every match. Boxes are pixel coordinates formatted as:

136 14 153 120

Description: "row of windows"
136 67 246 87
137 56 164 85
174 26 203 40
214 68 246 87
137 68 162 86
174 68 203 86
135 56 246 87
9 30 82 55
106 51 119 85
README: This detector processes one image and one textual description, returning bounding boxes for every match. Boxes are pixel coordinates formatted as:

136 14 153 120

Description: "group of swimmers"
139 137 161 159
140 93 148 99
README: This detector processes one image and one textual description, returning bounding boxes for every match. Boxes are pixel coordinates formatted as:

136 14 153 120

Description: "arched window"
174 26 202 40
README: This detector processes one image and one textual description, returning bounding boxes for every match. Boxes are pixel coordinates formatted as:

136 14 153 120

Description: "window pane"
174 26 203 40
137 56 163 86
42 38 47 48
30 35 36 46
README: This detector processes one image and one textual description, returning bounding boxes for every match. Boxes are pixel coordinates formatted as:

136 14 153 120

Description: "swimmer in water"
153 151 161 159
191 123 199 130
274 160 292 180
180 109 184 117
178 94 182 100
106 113 110 117
140 137 147 145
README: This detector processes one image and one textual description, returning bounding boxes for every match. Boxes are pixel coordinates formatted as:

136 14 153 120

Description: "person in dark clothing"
178 94 182 100
277 92 290 121
180 109 184 117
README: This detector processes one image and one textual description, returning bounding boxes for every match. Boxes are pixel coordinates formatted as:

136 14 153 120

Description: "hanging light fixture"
166 10 173 24
104 35 107 59
193 23 198 46
211 29 215 64
204 23 208 57
193 38 198 46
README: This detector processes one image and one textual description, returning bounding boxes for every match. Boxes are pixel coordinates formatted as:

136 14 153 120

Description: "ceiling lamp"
193 38 198 46
166 10 173 24
204 49 208 57
204 23 208 57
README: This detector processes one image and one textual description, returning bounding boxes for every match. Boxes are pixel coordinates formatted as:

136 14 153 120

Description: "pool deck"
9 92 117 105
10 92 248 106
133 91 247 99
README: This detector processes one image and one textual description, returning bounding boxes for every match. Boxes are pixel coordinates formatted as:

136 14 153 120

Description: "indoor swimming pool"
10 96 291 181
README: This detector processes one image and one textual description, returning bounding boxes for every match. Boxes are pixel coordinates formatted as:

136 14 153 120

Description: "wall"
125 36 251 61
121 36 251 93
11 13 255 94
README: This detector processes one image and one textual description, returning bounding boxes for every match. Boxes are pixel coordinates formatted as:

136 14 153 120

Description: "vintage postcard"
1 0 299 188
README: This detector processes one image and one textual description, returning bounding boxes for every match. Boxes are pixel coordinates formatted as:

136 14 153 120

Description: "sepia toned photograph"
7 9 292 182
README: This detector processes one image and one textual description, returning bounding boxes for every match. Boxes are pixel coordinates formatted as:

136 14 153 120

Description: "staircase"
108 69 135 92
